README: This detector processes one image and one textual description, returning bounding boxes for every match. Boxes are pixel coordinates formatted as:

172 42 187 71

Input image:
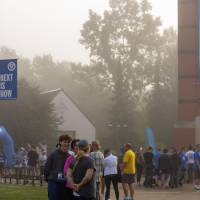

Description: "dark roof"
40 88 62 102
41 88 96 128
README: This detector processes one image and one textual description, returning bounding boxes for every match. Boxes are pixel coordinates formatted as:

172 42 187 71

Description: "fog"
0 0 178 148
0 0 177 63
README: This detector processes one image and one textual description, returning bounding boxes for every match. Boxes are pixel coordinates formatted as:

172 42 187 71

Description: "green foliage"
0 79 59 146
32 55 73 91
0 46 35 83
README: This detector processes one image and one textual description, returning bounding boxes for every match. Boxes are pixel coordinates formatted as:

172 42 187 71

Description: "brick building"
175 0 200 148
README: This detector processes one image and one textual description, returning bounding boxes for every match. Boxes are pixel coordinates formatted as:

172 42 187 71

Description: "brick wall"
175 0 199 148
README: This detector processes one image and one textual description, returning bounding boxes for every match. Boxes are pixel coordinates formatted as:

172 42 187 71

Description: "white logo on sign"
7 62 16 71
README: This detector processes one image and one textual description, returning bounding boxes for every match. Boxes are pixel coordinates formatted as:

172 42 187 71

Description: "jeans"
74 196 95 200
104 174 119 200
48 181 72 200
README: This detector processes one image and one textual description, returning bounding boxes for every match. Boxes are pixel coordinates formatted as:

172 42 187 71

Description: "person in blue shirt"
194 144 200 191
178 147 187 186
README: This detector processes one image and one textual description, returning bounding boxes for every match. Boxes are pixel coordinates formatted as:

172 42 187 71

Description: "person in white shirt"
185 145 195 183
38 149 47 175
104 149 119 200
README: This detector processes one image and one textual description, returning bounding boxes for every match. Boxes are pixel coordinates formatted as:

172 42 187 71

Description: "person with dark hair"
153 148 161 186
194 144 200 191
27 145 39 167
178 147 187 186
143 146 154 187
103 149 119 200
63 139 80 200
67 140 96 200
71 139 80 152
169 148 180 188
27 145 39 183
159 149 171 188
44 134 72 200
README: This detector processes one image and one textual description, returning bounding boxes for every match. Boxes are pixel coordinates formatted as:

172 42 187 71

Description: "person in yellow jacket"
120 143 136 200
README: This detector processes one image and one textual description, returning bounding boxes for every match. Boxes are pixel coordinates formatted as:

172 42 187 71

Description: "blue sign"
0 59 17 99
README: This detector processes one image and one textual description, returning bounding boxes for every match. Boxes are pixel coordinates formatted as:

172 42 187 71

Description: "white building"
41 88 96 142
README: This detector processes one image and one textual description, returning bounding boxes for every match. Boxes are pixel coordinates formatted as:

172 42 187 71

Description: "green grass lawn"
0 184 47 200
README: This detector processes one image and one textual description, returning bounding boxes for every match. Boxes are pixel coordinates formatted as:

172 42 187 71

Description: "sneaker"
194 185 200 191
124 197 131 200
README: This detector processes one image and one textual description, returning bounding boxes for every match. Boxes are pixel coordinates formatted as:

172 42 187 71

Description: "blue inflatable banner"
145 128 156 152
0 126 15 167
0 59 17 99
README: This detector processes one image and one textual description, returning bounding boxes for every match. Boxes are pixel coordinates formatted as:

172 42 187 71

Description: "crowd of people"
43 134 200 200
1 134 200 200
0 143 47 175
15 144 47 169
136 145 200 191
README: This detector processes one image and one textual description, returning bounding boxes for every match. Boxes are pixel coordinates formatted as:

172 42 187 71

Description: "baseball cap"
78 140 89 149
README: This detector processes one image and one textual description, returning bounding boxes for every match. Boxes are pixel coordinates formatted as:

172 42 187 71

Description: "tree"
0 79 59 147
0 46 35 83
145 28 177 144
80 0 164 144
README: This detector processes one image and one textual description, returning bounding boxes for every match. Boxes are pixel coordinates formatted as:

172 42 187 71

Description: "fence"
0 167 45 186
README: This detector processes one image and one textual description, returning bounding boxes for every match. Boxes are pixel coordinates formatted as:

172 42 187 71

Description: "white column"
195 116 200 144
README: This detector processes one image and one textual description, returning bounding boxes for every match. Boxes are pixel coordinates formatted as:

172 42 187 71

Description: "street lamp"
107 124 128 128
107 123 128 148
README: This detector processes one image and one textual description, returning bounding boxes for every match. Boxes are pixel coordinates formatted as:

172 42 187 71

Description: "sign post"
0 59 17 99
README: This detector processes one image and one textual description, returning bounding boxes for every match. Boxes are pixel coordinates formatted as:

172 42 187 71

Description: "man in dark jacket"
143 146 154 187
159 149 172 188
170 148 180 188
44 134 72 200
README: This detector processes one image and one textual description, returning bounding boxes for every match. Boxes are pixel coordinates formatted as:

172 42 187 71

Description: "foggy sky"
0 0 177 64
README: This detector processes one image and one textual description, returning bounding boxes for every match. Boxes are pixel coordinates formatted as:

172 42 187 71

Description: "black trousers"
187 164 194 183
136 164 143 183
170 170 178 188
104 174 119 200
144 164 154 187
178 168 186 184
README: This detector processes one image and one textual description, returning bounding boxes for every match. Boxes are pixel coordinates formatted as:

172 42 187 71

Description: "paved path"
109 185 200 200
135 189 199 200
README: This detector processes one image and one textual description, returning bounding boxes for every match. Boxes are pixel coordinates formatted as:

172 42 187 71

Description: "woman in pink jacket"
64 139 80 200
